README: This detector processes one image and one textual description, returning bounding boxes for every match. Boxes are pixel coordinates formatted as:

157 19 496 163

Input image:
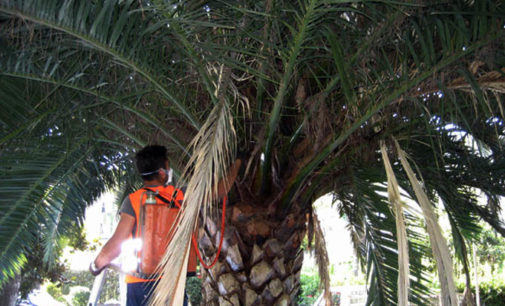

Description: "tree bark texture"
0 274 21 306
199 200 306 306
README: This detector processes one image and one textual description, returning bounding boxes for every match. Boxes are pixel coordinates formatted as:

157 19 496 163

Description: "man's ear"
158 168 166 179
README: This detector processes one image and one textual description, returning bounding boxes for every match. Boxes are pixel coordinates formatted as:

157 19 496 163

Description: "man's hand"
216 158 242 199
89 261 105 276
90 213 136 276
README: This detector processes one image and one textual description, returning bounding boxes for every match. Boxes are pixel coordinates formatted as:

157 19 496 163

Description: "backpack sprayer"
135 188 227 273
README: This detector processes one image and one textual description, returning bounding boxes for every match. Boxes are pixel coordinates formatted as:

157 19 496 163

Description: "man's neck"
142 179 164 187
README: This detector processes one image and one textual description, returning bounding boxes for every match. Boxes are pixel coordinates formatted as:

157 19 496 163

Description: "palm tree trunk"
199 200 306 305
0 274 21 306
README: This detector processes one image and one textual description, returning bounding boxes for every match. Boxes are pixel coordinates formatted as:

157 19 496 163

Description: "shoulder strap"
143 187 180 208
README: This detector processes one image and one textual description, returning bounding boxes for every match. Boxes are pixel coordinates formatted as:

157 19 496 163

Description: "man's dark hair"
135 145 168 181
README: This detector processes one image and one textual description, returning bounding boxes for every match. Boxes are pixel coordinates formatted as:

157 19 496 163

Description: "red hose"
191 196 226 269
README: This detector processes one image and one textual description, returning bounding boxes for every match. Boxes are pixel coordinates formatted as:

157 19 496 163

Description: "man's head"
135 145 169 182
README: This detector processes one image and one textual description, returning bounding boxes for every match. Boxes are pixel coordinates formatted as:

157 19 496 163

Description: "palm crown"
1 0 504 305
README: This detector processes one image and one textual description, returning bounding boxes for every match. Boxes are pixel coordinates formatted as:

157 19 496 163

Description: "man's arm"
92 213 135 272
215 158 242 199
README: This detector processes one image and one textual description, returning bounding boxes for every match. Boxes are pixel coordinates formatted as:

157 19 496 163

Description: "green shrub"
61 270 95 293
98 270 120 302
479 280 505 306
186 276 202 305
60 270 119 303
297 273 321 306
60 283 70 295
72 290 91 306
46 283 66 303
456 280 505 306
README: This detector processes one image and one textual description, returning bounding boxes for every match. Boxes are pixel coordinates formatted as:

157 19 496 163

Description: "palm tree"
1 0 504 305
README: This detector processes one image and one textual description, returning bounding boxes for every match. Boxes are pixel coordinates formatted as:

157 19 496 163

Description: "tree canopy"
1 0 504 304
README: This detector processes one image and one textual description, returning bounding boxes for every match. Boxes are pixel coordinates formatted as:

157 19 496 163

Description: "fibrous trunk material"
199 200 306 305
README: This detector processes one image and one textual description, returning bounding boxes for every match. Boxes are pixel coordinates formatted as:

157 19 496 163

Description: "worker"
89 145 241 306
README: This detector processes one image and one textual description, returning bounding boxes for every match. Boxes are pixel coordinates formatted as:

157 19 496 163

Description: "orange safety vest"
125 185 198 284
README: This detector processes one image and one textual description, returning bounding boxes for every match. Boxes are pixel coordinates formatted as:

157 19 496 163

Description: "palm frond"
151 70 236 305
0 75 132 285
395 140 458 306
381 140 410 305
261 0 325 193
311 210 331 305
0 140 124 285
338 166 431 305
0 0 200 128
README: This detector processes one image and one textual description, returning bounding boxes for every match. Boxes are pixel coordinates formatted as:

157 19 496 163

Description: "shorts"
126 282 188 306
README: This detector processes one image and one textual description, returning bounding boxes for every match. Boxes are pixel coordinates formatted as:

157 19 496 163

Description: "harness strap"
143 187 179 208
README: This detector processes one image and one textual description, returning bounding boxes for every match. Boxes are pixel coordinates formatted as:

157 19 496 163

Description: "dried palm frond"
380 140 409 306
394 139 458 306
150 69 236 305
312 210 331 306
411 67 505 98
449 67 505 94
